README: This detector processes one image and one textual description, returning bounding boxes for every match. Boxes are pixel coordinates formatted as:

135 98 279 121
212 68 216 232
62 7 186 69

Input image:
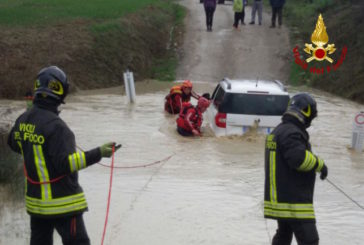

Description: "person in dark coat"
264 93 328 245
203 0 217 31
270 0 285 28
8 66 120 245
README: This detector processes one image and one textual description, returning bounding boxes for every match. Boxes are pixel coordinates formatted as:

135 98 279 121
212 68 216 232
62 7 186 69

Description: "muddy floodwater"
1 81 364 245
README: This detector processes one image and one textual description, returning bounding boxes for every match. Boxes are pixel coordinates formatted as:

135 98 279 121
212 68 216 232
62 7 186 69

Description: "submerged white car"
206 78 290 136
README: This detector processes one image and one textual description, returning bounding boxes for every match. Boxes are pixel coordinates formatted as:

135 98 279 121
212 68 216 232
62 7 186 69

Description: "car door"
207 84 227 135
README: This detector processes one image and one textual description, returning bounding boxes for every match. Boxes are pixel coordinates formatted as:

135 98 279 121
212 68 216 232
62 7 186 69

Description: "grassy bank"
269 0 364 103
0 0 186 99
0 0 157 26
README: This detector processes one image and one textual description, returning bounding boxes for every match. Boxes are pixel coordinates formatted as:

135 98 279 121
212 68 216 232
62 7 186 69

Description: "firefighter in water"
264 93 328 245
176 97 210 136
7 66 120 245
164 80 200 114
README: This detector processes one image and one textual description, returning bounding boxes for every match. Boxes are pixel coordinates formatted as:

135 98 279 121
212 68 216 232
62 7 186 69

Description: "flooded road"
1 82 364 245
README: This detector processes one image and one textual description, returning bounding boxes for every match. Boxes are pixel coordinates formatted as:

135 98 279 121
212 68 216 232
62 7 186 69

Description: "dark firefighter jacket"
8 98 101 218
264 114 324 221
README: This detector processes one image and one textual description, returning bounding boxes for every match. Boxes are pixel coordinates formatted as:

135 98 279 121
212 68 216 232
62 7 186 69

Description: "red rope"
23 152 173 185
98 153 173 244
101 145 115 245
97 154 174 169
23 164 66 185
22 145 173 245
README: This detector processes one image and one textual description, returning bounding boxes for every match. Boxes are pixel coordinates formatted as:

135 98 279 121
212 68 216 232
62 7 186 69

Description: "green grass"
151 55 178 81
289 62 309 86
0 0 157 26
0 0 187 100
151 4 186 81
88 2 186 82
284 0 335 37
173 1 186 25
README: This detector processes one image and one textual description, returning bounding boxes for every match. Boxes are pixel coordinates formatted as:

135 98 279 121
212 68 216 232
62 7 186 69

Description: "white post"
123 70 136 103
351 111 364 152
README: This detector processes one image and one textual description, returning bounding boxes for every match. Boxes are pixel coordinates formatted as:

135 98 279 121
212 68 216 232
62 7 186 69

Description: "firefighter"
7 66 120 245
264 93 328 245
176 97 210 136
164 80 200 114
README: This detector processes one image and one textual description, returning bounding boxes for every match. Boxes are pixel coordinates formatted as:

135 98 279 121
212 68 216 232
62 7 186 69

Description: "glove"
100 142 120 158
192 129 200 136
320 164 328 180
315 155 327 180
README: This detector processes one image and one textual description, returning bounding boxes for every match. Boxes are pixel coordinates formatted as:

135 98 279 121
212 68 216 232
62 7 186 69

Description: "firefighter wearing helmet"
164 80 200 114
8 66 120 245
264 93 328 245
176 97 210 136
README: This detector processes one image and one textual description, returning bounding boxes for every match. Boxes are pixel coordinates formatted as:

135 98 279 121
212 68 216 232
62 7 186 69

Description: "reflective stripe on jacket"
8 102 101 218
264 115 322 221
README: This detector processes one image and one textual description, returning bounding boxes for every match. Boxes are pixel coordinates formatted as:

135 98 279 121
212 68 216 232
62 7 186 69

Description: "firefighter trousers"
30 214 90 245
272 220 319 245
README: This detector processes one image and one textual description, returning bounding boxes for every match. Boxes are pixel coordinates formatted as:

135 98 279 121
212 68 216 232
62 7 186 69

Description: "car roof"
219 78 288 95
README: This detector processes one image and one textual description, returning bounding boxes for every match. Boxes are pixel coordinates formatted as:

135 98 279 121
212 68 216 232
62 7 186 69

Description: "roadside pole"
123 70 136 103
351 111 364 152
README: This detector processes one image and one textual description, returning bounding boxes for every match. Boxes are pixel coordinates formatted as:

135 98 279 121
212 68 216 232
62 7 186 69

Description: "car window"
213 87 225 109
220 94 290 115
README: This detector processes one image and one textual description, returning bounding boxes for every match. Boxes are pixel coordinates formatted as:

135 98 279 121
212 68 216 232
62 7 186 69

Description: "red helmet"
197 97 210 110
182 80 193 88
